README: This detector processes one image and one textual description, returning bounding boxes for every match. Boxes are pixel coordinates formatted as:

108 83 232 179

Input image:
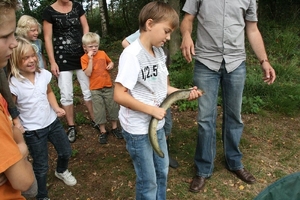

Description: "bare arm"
5 151 35 191
121 39 130 48
83 51 93 77
80 14 89 34
4 127 34 191
43 20 60 77
114 82 166 120
246 21 276 84
106 61 114 70
180 13 196 63
11 95 24 133
47 84 65 117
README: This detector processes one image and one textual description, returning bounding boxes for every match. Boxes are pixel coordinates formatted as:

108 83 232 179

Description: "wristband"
260 59 269 65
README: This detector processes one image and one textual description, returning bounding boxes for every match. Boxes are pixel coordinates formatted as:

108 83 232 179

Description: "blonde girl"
16 15 47 69
8 37 77 200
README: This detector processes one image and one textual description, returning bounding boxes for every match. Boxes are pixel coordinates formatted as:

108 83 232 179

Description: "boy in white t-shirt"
122 30 180 169
114 2 202 199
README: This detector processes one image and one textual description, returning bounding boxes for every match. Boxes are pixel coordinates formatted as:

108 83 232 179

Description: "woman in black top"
43 0 95 143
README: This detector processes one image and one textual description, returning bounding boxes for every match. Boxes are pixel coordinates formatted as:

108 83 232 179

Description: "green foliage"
75 112 89 125
169 51 194 89
177 100 198 112
244 20 300 116
242 96 265 114
71 149 79 157
168 51 197 111
50 78 60 103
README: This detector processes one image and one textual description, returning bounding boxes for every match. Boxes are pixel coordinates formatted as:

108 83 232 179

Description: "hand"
188 86 204 100
106 64 113 70
12 126 25 145
261 62 276 85
50 62 60 77
0 173 7 186
151 107 166 120
180 35 195 63
55 107 66 117
13 117 25 134
88 51 94 59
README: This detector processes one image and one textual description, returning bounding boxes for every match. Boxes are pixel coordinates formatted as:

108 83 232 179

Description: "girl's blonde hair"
16 15 41 38
82 32 100 46
8 37 40 81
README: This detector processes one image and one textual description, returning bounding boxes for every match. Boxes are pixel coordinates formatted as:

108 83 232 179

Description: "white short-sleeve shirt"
9 69 57 131
115 39 169 135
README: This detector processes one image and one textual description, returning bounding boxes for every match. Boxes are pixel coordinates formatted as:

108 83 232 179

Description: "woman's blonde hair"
16 15 42 38
8 37 40 81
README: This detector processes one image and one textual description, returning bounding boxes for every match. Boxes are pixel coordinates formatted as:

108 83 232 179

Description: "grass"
33 105 299 200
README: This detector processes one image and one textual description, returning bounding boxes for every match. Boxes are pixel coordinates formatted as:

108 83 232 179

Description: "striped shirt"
183 0 258 72
115 39 168 135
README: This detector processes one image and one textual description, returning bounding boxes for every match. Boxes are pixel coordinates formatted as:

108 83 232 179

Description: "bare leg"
64 104 77 143
84 100 94 121
111 121 123 139
99 124 106 133
63 104 74 126
111 120 118 130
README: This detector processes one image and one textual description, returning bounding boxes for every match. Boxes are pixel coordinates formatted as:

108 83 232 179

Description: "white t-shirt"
115 39 169 135
9 69 57 131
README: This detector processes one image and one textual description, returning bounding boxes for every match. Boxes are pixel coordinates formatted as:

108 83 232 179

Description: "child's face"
149 21 174 48
0 8 18 68
27 25 39 41
19 47 38 75
84 43 99 56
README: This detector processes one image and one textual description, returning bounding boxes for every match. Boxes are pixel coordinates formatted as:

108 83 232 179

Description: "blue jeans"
193 60 246 177
122 128 169 200
24 118 72 199
164 108 172 137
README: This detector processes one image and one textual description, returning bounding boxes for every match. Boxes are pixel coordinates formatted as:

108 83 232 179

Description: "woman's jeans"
24 118 72 199
193 60 246 177
122 128 169 200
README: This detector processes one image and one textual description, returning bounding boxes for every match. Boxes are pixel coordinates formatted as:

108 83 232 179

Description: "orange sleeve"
0 96 22 173
81 54 89 71
0 95 24 199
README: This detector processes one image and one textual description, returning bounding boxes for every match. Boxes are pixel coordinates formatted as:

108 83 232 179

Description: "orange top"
81 51 113 90
0 94 24 200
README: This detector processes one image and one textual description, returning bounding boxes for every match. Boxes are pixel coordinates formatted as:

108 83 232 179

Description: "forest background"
19 0 300 199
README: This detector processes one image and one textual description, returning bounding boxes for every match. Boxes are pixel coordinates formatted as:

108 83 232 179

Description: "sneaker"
111 128 123 139
55 169 77 186
169 155 179 169
67 127 77 143
98 132 108 144
91 120 100 131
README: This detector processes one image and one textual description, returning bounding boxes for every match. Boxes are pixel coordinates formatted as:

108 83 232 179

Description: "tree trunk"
168 0 181 57
98 0 108 37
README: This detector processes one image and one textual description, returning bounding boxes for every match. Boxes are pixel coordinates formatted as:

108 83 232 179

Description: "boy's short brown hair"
139 1 179 32
0 0 19 24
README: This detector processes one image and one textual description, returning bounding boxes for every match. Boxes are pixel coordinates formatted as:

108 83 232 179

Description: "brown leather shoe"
189 176 206 193
232 168 256 184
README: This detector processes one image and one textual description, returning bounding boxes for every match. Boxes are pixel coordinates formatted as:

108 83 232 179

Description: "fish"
148 89 204 158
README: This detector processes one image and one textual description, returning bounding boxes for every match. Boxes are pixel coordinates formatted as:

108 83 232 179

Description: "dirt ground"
28 65 300 199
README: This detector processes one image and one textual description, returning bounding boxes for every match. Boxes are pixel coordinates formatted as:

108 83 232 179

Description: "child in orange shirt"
0 0 35 199
81 32 122 144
